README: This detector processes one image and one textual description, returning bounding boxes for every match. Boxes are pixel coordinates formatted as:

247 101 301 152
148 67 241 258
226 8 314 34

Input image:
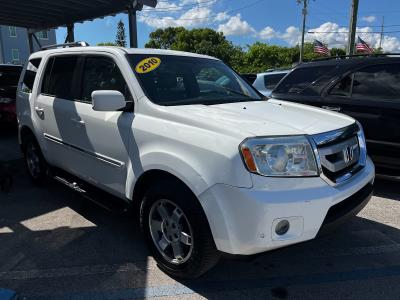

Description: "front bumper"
199 157 375 255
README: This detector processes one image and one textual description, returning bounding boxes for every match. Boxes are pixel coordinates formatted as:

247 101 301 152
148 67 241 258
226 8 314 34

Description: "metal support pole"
379 16 385 51
28 33 34 54
32 33 42 49
66 24 75 43
128 6 138 48
299 0 308 63
347 0 359 55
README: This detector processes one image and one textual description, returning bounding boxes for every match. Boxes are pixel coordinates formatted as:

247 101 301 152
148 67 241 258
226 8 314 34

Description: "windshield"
128 54 262 106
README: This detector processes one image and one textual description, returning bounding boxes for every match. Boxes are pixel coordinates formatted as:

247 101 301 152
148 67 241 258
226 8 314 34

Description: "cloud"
214 12 229 22
361 15 377 23
273 22 400 52
139 7 212 28
280 26 302 46
217 14 256 36
258 26 276 40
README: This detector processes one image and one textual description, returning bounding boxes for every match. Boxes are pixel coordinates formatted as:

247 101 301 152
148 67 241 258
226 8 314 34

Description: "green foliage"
145 27 347 73
145 27 243 68
97 42 117 46
115 20 127 47
331 48 347 57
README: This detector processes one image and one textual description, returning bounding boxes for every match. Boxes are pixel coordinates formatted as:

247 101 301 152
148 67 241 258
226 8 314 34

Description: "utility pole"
379 16 385 51
299 0 308 63
347 0 359 55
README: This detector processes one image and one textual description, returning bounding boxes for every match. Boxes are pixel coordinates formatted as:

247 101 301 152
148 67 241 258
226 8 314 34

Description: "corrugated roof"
0 0 135 30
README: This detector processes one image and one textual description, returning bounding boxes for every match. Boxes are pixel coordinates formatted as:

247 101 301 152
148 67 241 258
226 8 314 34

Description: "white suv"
17 45 375 278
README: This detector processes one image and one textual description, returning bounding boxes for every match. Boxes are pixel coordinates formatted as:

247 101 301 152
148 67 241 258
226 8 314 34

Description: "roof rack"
311 53 400 62
42 41 90 50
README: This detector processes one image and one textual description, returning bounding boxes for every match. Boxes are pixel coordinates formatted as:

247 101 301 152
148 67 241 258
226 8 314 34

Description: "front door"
65 55 134 196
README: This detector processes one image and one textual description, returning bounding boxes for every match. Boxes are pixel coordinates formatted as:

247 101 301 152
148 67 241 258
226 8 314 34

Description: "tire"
22 135 48 185
140 179 220 279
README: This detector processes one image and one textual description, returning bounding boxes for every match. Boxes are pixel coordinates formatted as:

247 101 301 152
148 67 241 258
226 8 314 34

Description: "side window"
41 56 79 99
80 57 131 103
21 58 42 93
352 64 400 100
330 74 353 97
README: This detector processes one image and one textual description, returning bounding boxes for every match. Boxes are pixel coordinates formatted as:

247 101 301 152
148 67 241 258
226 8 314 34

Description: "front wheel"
140 180 220 279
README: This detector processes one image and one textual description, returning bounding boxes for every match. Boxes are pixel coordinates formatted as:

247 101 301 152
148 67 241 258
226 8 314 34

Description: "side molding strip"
44 133 125 168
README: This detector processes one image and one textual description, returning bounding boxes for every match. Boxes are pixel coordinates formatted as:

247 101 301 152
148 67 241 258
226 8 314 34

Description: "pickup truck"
17 44 375 278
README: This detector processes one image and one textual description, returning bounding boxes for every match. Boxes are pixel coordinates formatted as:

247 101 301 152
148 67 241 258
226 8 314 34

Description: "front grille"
311 123 366 185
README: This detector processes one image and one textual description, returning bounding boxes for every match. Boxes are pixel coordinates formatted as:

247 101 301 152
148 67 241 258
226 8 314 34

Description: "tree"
145 27 244 69
331 48 346 57
97 42 116 46
115 20 127 47
146 27 186 49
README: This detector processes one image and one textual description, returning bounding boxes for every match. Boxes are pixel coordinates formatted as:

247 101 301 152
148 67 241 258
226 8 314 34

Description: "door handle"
35 106 45 118
322 106 341 112
71 118 85 127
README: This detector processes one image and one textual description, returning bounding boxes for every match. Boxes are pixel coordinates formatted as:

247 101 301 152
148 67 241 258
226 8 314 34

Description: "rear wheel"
140 179 220 279
23 135 48 185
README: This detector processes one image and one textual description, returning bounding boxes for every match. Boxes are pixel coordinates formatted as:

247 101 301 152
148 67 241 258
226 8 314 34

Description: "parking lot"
0 127 399 300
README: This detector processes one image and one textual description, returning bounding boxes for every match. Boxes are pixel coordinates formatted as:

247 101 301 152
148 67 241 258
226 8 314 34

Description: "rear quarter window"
21 58 41 93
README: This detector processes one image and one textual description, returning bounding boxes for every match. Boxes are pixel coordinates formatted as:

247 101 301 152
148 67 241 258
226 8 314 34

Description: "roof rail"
311 53 400 62
42 41 90 50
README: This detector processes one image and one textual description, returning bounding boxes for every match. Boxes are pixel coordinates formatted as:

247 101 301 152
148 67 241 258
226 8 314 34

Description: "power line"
141 0 216 12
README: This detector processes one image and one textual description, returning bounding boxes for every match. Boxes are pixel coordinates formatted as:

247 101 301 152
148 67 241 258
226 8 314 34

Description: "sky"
56 0 400 52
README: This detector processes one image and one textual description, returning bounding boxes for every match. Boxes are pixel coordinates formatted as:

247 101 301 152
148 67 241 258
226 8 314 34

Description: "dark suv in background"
0 64 23 124
272 55 400 178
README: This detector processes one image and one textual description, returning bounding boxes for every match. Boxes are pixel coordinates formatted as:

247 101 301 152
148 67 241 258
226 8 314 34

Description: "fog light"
275 219 290 236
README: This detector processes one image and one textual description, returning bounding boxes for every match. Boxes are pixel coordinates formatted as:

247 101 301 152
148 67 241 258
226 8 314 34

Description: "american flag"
356 36 373 54
314 40 330 56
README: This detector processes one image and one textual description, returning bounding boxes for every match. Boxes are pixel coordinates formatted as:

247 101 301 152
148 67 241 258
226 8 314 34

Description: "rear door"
325 63 400 173
35 55 81 166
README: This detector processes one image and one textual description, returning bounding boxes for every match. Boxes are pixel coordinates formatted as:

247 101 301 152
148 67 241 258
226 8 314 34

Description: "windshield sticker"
135 57 161 74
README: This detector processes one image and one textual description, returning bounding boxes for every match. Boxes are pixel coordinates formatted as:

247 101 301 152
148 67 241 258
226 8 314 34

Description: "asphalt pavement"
0 126 399 300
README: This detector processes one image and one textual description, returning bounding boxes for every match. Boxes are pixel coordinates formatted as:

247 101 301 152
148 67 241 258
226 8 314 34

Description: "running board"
51 168 131 214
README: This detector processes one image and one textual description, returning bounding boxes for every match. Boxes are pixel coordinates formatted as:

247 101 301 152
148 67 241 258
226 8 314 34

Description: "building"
0 26 57 65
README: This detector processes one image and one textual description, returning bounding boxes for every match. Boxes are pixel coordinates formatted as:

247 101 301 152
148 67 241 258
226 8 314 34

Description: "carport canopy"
0 0 157 49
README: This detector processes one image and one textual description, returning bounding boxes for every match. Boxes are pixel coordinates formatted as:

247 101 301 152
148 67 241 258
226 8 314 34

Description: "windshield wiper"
221 87 252 98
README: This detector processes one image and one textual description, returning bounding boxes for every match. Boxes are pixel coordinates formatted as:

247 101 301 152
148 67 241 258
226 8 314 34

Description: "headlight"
240 136 318 177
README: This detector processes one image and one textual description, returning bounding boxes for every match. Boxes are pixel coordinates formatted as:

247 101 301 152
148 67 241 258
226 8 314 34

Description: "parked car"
0 65 23 124
17 45 374 278
272 55 400 177
243 70 289 97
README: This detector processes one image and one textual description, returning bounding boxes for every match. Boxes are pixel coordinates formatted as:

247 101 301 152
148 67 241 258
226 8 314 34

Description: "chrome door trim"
44 133 125 168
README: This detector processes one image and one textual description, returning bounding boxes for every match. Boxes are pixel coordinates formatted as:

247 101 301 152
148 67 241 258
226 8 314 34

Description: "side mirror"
91 90 126 112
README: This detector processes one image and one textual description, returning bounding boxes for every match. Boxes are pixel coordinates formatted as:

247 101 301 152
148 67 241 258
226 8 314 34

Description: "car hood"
166 99 355 138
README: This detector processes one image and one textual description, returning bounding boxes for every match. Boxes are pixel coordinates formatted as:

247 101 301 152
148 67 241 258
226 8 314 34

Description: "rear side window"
352 64 400 101
264 73 286 90
21 58 41 93
80 56 131 102
41 56 78 99
274 66 336 95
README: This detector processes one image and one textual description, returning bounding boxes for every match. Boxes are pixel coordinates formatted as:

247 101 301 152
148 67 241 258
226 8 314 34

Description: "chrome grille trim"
309 122 367 186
